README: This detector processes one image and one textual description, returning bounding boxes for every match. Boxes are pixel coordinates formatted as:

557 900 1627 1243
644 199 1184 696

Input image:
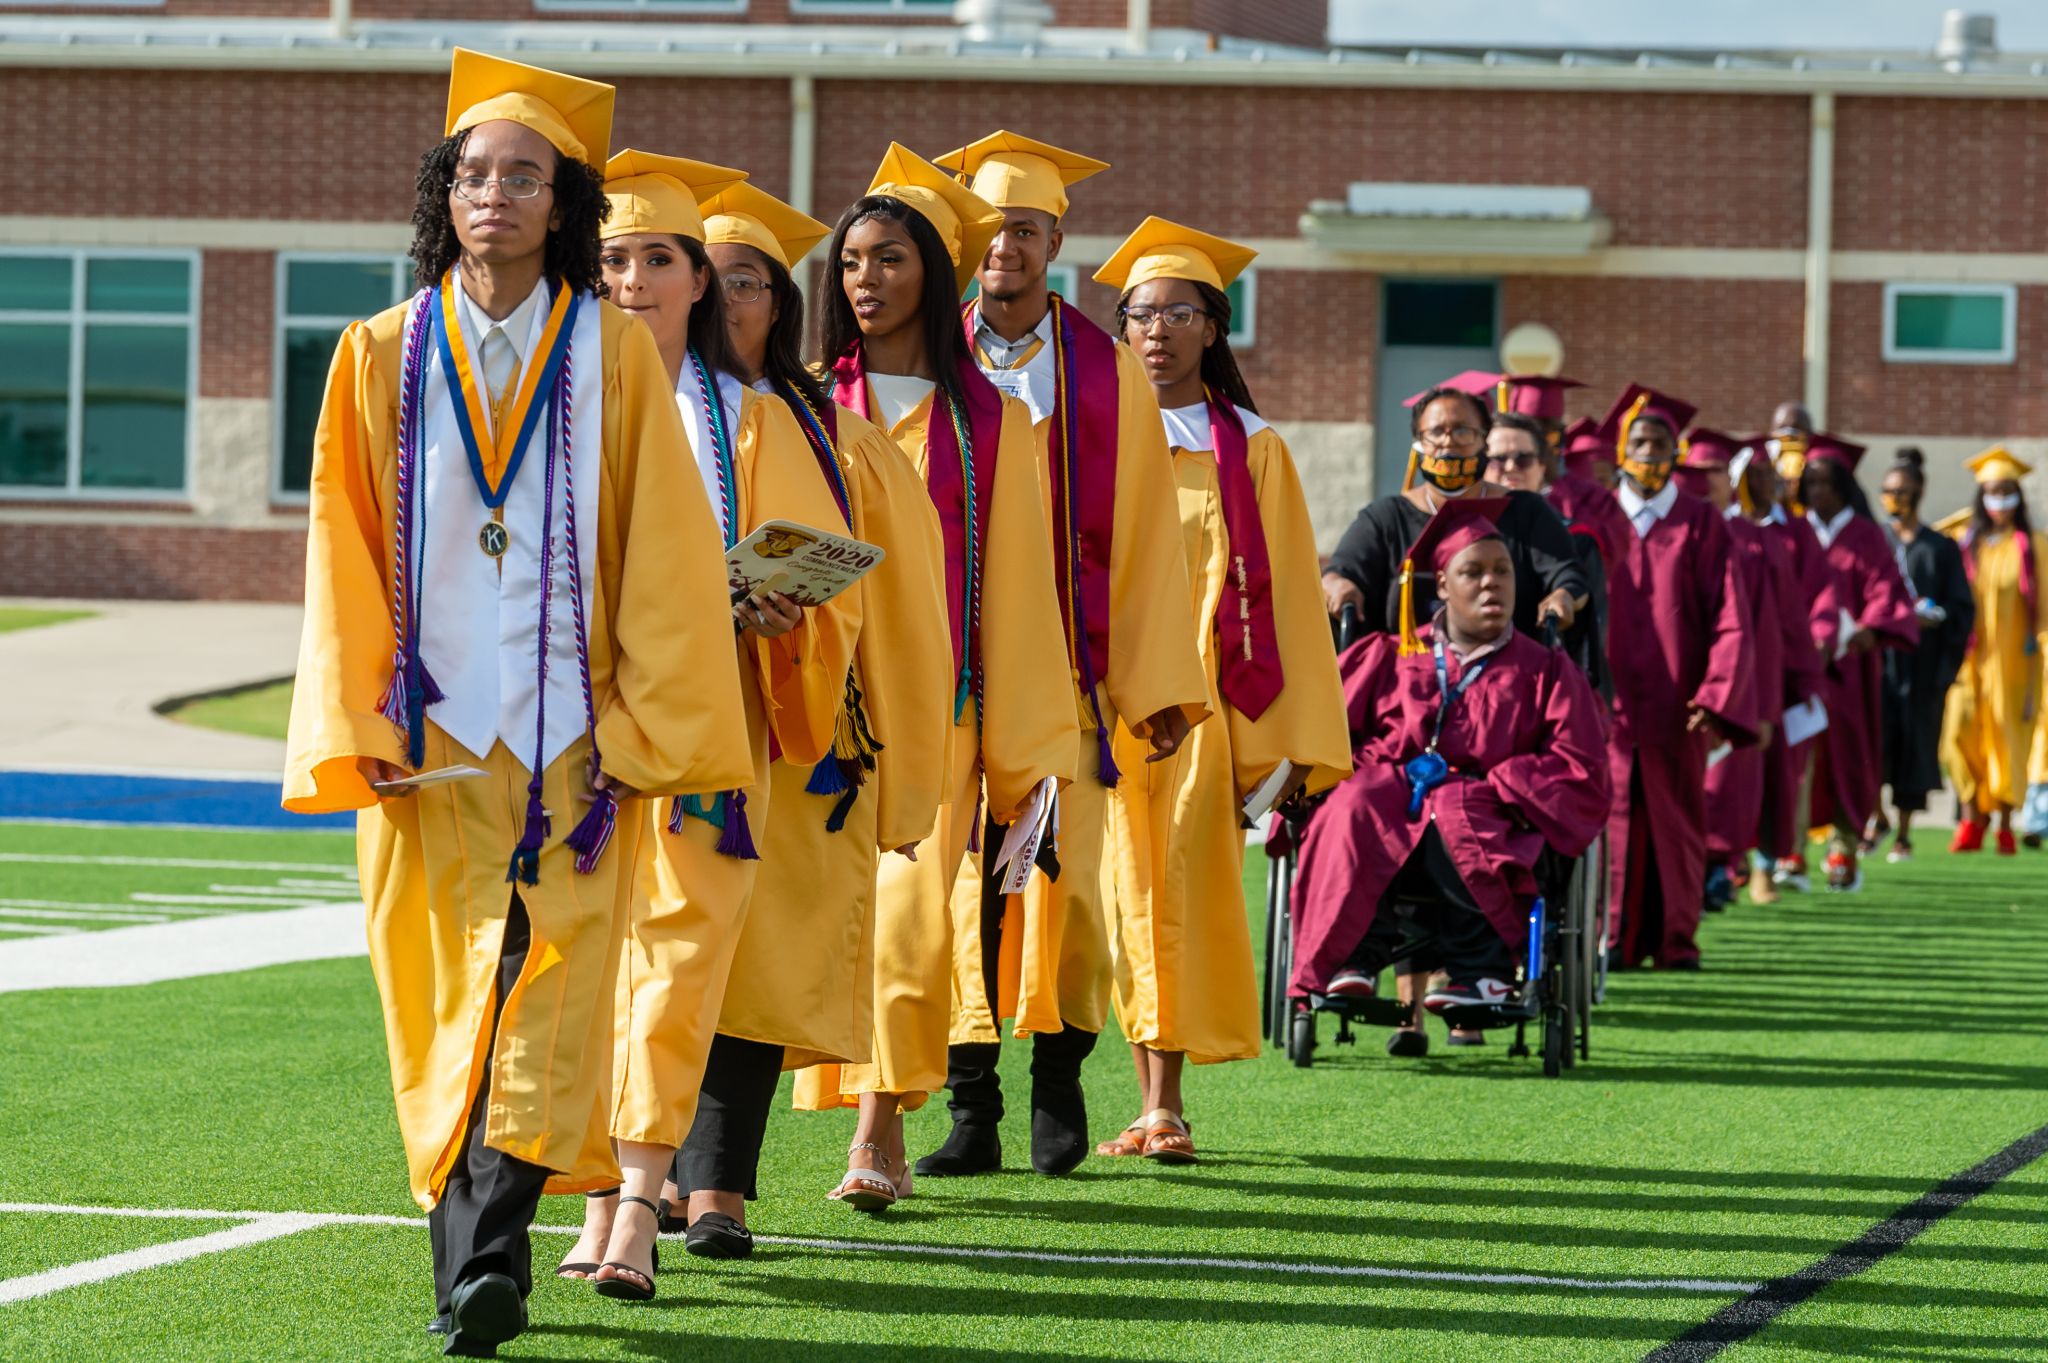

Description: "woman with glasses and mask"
559 151 860 1303
1941 447 2048 856
1872 448 1973 862
1090 218 1348 1159
660 182 952 1257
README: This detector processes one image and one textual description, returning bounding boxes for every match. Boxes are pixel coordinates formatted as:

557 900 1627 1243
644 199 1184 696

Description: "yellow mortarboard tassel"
1495 378 1512 414
1397 556 1424 657
1400 444 1420 495
1614 392 1650 464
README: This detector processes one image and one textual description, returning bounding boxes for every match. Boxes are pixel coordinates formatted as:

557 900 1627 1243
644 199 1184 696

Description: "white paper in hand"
728 520 885 609
1704 742 1733 769
1781 697 1829 747
373 764 487 795
1241 760 1297 827
994 778 1059 895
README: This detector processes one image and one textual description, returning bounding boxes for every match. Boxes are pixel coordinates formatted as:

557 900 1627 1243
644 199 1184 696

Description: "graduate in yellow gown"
562 151 860 1301
1093 218 1352 1164
665 183 952 1252
798 144 1078 1210
926 131 1210 1178
282 52 755 1351
1940 446 2048 855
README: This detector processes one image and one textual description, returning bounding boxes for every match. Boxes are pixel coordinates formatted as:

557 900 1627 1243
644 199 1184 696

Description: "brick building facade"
2 3 2045 600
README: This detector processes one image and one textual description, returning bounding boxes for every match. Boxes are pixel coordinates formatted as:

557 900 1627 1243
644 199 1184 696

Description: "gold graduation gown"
607 386 859 1149
283 301 753 1208
1104 421 1351 1063
954 338 1211 1045
719 406 952 1071
1940 529 2048 813
797 383 1077 1111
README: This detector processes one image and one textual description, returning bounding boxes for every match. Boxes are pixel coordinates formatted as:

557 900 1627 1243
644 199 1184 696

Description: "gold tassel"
1400 444 1420 494
1614 392 1650 465
1397 559 1425 656
1495 378 1511 413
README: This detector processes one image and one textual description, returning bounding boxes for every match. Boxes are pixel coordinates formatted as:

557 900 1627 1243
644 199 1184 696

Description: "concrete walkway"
0 597 301 774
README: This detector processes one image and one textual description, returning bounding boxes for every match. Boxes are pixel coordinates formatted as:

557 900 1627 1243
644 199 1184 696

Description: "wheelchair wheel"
1542 1002 1567 1077
1288 1008 1316 1068
1263 852 1295 1048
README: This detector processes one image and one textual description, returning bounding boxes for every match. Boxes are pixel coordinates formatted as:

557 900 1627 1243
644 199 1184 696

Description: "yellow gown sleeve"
1103 343 1212 735
283 316 409 814
980 393 1083 820
736 391 863 770
590 307 754 797
839 411 954 852
1224 426 1352 798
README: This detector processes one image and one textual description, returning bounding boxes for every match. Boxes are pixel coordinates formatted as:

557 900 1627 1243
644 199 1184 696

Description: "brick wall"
200 251 274 400
1833 95 2048 254
0 522 306 601
1829 281 2048 436
1501 275 1808 434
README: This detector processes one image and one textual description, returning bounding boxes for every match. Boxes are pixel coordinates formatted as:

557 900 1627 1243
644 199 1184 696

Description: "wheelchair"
1264 606 1610 1077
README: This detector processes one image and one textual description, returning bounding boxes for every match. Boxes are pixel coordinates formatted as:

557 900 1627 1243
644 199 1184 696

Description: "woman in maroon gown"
1291 499 1610 1016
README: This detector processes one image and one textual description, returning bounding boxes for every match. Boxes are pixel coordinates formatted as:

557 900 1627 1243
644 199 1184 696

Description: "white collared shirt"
1807 505 1855 549
1159 400 1272 452
867 372 937 432
453 276 546 425
970 304 1057 421
1617 478 1679 538
1443 624 1514 667
974 305 1052 371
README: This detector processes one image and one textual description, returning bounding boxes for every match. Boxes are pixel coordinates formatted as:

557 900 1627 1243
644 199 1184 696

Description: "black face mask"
1417 447 1483 493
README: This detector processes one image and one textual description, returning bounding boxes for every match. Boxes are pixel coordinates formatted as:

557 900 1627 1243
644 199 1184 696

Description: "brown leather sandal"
1094 1120 1148 1158
1140 1108 1196 1165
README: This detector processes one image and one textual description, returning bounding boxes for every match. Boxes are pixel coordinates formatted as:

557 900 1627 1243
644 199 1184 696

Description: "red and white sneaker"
1324 970 1377 1000
1823 851 1863 894
1423 977 1515 1012
1771 855 1811 894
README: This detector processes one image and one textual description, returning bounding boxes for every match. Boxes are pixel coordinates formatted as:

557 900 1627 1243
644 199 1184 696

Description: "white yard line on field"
0 853 354 874
204 884 351 898
0 898 224 917
0 906 170 923
0 1202 1762 1300
0 901 365 993
0 1214 326 1305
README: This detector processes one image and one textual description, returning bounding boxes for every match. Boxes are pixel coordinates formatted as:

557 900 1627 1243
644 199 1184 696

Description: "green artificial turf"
0 607 93 635
0 824 2043 1361
160 679 294 742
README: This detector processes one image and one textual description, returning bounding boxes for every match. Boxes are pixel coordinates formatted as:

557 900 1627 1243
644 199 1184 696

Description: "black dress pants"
428 895 551 1314
1341 825 1516 983
676 1032 786 1201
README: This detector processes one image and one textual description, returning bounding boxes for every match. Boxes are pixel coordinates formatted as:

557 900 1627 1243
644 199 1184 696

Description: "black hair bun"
1896 446 1926 472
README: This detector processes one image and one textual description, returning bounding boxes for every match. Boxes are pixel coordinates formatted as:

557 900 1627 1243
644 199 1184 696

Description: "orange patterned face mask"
1417 446 1483 492
1620 454 1674 496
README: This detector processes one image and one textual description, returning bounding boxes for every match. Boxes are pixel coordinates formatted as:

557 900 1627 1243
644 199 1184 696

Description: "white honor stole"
409 289 604 774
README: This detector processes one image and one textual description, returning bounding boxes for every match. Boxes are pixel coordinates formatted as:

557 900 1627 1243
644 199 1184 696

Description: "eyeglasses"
1124 305 1208 330
450 175 552 202
722 276 768 304
1484 451 1544 471
1418 426 1485 450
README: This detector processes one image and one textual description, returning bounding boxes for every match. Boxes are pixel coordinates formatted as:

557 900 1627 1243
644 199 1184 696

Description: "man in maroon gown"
1798 435 1919 892
1674 430 1823 909
1601 384 1757 969
1291 499 1611 1011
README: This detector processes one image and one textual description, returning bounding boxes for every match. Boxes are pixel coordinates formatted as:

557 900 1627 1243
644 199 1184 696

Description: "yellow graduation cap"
701 183 831 271
934 130 1109 220
1093 215 1258 295
864 142 1005 295
446 48 615 168
1966 444 2034 485
601 149 750 244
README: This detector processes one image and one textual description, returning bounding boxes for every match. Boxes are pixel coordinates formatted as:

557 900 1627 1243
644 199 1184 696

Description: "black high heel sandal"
555 1188 616 1279
592 1194 662 1302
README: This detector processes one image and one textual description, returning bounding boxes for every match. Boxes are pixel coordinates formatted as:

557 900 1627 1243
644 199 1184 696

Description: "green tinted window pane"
1893 292 2006 352
280 326 346 494
287 259 398 318
1383 281 1496 347
1224 276 1252 345
0 322 70 487
81 323 187 490
0 255 74 313
85 258 191 315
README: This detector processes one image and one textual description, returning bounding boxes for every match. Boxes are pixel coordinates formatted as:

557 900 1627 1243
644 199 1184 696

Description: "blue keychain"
1406 636 1486 819
1404 749 1449 816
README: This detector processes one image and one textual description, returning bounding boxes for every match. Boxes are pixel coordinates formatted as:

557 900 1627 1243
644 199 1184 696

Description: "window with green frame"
0 251 196 495
275 255 414 497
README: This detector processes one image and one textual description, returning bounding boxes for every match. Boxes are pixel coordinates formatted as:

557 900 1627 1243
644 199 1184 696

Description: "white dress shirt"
452 277 546 422
1617 478 1679 539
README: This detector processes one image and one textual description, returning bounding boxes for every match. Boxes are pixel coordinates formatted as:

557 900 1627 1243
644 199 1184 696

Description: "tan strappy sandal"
828 1142 908 1212
1095 1118 1149 1158
1140 1108 1196 1165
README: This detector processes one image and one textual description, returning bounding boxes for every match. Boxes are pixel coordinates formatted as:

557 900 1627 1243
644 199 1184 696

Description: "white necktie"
481 326 517 408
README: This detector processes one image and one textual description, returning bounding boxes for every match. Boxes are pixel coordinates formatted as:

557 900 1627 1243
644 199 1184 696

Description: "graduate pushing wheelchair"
1266 499 1613 1075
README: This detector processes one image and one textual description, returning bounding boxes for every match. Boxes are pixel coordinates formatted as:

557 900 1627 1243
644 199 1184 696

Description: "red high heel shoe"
1950 820 1986 853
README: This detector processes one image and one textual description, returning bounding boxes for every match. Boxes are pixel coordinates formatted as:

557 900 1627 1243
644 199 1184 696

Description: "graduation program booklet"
1241 760 1298 827
372 764 487 795
993 778 1059 895
1781 697 1829 747
728 519 884 608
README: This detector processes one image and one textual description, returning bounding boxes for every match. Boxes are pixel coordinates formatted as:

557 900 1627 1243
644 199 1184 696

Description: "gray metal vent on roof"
1936 10 1997 72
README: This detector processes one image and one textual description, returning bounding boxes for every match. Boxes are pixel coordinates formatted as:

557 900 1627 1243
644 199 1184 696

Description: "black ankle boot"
1029 1026 1098 1176
915 1042 1004 1176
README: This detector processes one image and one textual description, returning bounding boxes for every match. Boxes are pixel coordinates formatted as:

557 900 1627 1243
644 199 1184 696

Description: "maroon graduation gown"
1757 512 1840 859
1290 626 1610 995
1606 491 1757 968
1809 514 1918 832
1547 472 1631 576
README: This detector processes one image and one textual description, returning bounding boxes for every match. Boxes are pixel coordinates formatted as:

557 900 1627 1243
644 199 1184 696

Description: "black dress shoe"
427 1315 449 1337
1386 1029 1429 1058
443 1272 525 1357
915 1123 1001 1176
684 1211 755 1260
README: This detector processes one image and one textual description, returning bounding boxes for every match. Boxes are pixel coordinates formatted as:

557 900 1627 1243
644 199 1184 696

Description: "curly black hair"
408 129 610 296
1114 281 1258 415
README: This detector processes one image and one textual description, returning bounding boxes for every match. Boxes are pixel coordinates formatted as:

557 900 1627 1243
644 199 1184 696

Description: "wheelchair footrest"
1436 998 1538 1031
1305 993 1413 1028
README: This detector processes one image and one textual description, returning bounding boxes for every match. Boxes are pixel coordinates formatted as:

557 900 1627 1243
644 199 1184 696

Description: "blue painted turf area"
0 770 350 830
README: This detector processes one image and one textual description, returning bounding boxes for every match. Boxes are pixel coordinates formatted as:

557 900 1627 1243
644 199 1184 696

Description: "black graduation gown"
1880 525 1974 809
